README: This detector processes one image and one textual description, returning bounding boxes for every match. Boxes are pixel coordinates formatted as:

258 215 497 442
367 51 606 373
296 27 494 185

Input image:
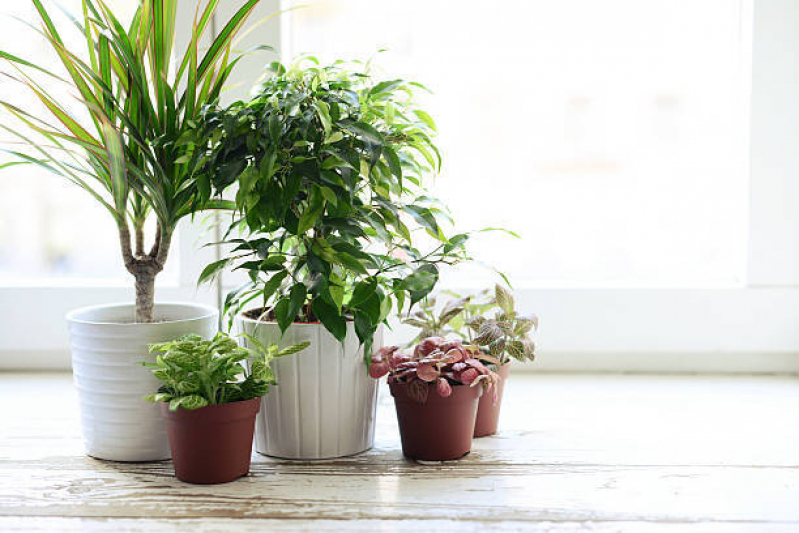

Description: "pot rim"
159 396 261 423
236 309 355 326
66 301 218 326
237 311 322 327
388 379 483 402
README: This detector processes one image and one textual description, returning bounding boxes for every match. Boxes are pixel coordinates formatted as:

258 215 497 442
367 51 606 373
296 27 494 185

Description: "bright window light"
284 0 750 288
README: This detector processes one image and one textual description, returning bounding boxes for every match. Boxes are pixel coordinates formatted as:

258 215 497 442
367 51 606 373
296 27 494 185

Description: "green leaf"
275 340 311 358
413 109 437 131
319 186 338 206
288 282 307 322
324 131 344 144
274 297 293 333
383 145 402 181
177 395 209 410
314 100 332 136
312 298 347 342
198 257 231 286
346 122 383 145
298 191 325 234
349 278 377 308
404 205 440 237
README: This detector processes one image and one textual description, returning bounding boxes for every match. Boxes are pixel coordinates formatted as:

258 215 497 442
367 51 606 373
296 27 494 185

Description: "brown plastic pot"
389 381 482 461
160 397 260 484
474 362 510 437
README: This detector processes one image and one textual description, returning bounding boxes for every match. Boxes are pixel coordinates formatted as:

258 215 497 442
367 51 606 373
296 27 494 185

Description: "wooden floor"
0 372 797 532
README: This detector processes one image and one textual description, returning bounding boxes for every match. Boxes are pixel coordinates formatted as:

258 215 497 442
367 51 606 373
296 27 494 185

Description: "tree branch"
117 220 137 271
150 223 172 270
148 222 162 258
134 220 145 258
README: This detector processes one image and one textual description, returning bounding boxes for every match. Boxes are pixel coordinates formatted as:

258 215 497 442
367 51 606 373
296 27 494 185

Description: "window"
5 0 799 372
283 0 750 288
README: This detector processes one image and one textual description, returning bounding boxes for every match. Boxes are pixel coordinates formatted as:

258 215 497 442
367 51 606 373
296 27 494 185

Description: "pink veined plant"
369 337 499 404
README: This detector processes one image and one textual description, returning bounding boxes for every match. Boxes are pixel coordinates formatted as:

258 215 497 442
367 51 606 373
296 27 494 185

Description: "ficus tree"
0 0 271 321
191 58 471 359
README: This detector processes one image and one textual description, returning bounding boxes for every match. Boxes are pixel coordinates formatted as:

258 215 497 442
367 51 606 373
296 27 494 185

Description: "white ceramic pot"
237 316 380 460
67 302 218 462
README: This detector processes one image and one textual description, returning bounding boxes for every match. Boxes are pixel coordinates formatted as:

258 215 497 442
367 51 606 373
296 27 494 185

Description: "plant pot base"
239 318 380 460
67 302 218 462
256 444 373 461
390 381 482 461
161 398 260 484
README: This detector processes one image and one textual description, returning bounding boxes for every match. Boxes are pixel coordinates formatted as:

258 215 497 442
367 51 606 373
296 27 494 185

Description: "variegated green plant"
0 0 274 322
468 284 537 365
142 332 309 411
400 294 473 347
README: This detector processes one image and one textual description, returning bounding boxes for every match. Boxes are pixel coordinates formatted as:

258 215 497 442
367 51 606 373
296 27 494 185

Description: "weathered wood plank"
1 461 798 522
2 517 799 533
1 372 798 531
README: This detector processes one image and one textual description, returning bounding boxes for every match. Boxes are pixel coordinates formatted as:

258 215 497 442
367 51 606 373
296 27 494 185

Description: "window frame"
4 0 799 373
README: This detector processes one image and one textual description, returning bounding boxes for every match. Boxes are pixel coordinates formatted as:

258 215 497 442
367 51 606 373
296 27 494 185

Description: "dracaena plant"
192 58 470 359
143 332 309 411
466 285 537 366
368 338 498 404
0 0 271 322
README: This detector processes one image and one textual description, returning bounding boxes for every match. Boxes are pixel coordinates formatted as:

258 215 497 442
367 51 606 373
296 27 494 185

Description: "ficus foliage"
0 0 272 321
143 332 309 411
191 58 470 360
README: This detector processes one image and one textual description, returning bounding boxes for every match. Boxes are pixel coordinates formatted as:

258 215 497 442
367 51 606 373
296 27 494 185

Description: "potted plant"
189 59 470 459
143 332 309 483
0 0 271 461
453 285 537 437
402 285 537 436
369 338 497 460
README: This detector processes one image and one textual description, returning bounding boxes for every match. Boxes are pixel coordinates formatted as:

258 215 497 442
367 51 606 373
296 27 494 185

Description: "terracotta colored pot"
390 381 482 461
160 397 260 484
474 362 510 437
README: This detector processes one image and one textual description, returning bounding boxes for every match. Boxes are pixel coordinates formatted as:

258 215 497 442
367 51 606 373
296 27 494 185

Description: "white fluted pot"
237 316 380 460
67 302 218 462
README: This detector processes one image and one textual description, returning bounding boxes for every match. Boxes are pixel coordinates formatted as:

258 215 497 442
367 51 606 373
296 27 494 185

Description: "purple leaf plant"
369 337 500 404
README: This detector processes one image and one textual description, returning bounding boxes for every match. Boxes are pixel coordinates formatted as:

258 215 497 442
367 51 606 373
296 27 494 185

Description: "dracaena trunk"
118 223 172 323
134 271 156 323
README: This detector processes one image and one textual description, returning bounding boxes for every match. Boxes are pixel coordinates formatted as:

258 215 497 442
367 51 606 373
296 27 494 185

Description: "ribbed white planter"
237 316 381 460
67 302 218 462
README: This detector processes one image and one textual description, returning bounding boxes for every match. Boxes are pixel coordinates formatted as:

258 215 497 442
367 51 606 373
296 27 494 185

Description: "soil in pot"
160 397 260 484
390 381 482 461
474 362 510 437
243 305 321 323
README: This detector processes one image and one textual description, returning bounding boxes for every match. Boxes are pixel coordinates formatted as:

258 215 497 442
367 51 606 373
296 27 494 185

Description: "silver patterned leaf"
474 321 503 345
496 320 514 335
488 337 506 357
494 284 515 316
506 340 526 360
522 339 536 361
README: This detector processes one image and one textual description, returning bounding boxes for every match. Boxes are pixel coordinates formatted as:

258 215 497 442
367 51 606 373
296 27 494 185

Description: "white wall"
748 0 799 286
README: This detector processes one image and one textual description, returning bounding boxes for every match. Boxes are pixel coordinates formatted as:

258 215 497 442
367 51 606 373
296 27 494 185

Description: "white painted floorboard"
0 372 797 531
